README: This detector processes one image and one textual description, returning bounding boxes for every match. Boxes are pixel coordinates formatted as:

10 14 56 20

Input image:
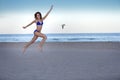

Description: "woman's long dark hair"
34 12 42 19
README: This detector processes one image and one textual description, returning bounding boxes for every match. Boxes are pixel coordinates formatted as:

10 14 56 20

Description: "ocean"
0 33 120 42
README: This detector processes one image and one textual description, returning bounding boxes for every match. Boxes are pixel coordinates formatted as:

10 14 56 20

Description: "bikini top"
36 21 43 26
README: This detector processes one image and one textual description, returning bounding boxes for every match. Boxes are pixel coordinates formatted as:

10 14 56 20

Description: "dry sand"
0 42 120 80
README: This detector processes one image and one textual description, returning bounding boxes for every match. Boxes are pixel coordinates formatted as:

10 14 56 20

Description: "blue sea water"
0 33 120 42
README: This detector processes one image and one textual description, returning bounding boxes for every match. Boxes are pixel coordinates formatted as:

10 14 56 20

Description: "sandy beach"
0 42 120 80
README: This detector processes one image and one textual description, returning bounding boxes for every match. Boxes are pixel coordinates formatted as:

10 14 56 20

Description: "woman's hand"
50 5 53 10
23 26 26 29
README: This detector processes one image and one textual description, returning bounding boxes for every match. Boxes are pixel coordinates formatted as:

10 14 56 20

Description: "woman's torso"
35 20 43 32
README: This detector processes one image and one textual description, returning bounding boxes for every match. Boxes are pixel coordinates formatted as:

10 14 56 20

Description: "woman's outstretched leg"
23 35 38 53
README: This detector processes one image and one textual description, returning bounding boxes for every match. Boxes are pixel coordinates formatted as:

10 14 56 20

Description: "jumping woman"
22 5 53 53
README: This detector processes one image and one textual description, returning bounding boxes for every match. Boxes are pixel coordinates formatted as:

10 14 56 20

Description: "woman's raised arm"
42 5 53 20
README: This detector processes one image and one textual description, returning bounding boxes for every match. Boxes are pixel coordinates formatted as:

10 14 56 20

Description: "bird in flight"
61 24 66 29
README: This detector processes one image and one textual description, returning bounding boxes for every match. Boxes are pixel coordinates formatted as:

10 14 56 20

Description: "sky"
0 0 120 34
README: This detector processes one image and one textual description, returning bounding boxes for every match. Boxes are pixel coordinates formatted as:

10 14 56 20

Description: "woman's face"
36 13 40 19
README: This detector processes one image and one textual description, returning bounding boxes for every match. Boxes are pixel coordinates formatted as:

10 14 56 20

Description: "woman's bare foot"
22 46 27 54
38 44 43 52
